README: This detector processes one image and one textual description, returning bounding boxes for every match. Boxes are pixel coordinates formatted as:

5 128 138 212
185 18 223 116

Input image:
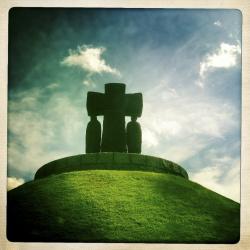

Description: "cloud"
83 79 92 86
143 128 159 148
82 77 96 87
213 20 222 27
47 82 60 89
61 45 121 76
141 81 238 162
195 80 205 88
190 156 240 202
7 177 25 191
199 42 241 78
8 87 85 180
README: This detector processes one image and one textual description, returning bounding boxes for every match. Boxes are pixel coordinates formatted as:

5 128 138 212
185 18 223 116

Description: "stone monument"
35 83 188 179
126 116 142 153
86 83 143 153
35 82 188 180
85 116 101 153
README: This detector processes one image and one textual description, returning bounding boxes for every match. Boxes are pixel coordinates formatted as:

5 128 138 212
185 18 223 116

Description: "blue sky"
7 8 241 201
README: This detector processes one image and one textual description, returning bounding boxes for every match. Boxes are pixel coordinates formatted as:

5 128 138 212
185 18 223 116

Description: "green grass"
7 170 240 243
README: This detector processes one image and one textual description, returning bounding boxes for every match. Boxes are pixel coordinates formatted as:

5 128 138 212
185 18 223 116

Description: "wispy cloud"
190 154 240 202
213 20 222 27
8 87 85 180
61 45 121 76
141 81 237 161
196 42 241 88
7 177 25 191
199 42 241 78
47 82 60 89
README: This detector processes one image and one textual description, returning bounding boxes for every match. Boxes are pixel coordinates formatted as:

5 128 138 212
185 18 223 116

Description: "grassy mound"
7 170 240 243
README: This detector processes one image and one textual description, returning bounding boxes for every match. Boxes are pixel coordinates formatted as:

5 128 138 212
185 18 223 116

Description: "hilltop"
7 169 240 243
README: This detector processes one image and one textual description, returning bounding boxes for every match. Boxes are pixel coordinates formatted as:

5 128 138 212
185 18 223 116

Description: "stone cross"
86 83 143 153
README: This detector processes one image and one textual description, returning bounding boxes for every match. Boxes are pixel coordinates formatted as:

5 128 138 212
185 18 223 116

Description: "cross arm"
125 93 143 117
86 92 105 116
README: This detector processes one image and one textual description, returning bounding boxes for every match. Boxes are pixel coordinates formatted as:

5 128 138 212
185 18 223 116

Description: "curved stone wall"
34 153 188 180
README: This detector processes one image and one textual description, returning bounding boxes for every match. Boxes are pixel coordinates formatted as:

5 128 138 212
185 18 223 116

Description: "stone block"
173 164 181 174
113 152 130 165
147 155 161 168
97 153 113 164
54 156 69 169
68 155 82 168
130 154 146 166
82 153 98 166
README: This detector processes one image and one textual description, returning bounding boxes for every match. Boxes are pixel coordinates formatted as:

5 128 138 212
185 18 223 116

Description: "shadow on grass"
151 174 240 243
7 175 107 242
7 170 240 243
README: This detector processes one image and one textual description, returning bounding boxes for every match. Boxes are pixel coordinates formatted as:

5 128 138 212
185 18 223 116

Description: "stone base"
34 153 188 180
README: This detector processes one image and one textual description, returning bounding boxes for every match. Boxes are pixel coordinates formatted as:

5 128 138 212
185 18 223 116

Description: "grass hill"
7 169 240 243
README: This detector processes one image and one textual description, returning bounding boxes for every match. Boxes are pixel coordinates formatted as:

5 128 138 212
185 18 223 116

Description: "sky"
7 8 242 201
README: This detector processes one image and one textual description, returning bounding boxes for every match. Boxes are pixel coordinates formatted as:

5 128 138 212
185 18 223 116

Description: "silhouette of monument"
35 82 188 180
86 83 143 153
85 116 101 153
126 116 142 153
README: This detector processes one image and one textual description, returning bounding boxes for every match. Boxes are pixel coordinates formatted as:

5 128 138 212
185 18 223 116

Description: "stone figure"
85 116 101 153
86 83 143 153
126 116 142 153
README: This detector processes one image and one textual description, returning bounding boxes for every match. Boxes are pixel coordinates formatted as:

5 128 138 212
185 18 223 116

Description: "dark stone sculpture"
85 116 101 153
126 116 142 153
101 83 127 152
86 83 143 153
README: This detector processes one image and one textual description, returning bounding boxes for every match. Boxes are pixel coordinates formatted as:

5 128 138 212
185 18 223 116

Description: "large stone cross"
86 83 143 152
